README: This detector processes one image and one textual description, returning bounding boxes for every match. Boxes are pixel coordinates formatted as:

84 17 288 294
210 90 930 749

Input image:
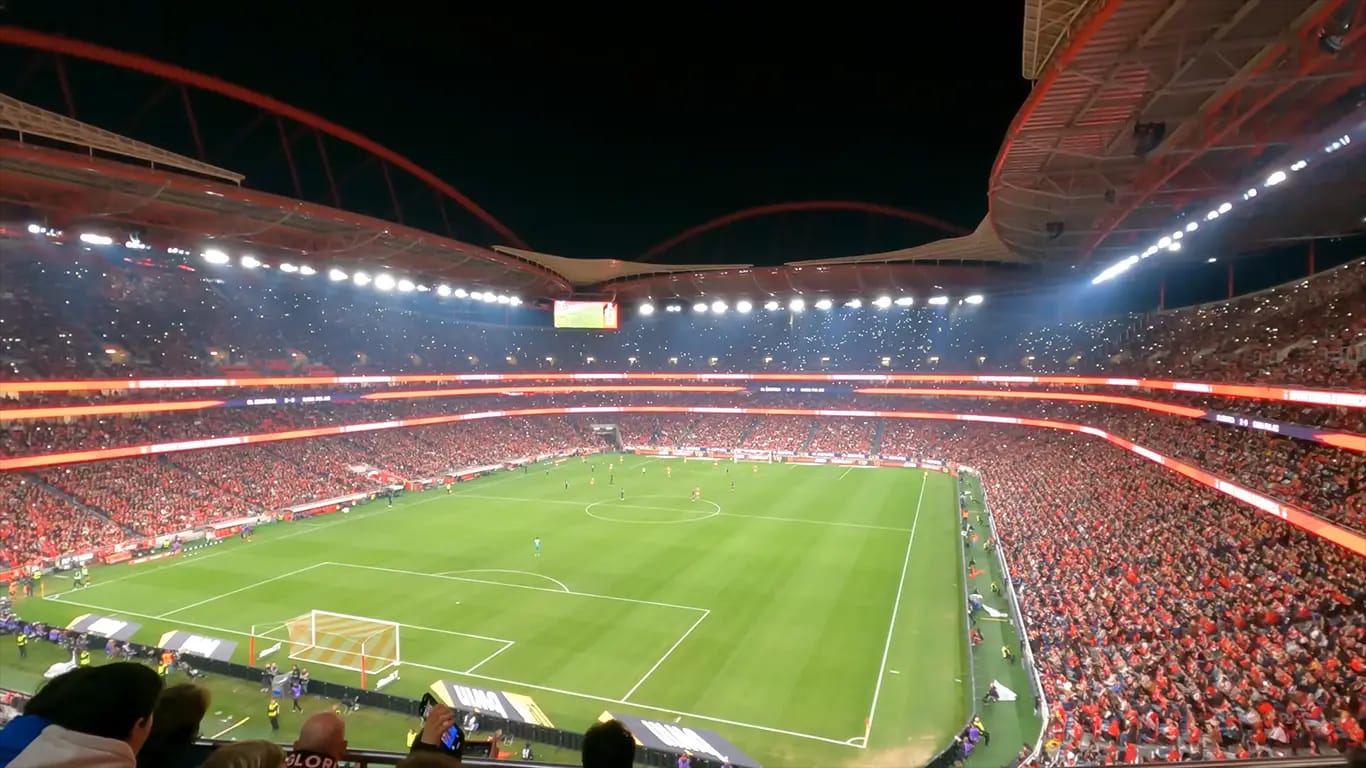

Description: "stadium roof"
992 0 1366 265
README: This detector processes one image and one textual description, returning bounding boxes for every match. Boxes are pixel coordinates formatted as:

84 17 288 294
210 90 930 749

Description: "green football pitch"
10 454 972 767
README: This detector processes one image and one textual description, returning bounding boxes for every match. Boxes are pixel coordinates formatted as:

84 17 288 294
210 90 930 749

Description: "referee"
267 697 281 733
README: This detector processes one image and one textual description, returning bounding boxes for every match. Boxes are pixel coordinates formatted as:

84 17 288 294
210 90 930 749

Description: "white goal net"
257 610 400 677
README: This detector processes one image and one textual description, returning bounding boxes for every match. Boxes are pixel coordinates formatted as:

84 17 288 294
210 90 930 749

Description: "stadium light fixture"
735 300 753 313
872 296 892 309
1290 159 1308 171
927 295 949 305
763 300 780 311
509 296 522 306
894 296 914 307
397 279 416 292
1185 221 1199 232
1168 242 1181 252
124 237 150 251
436 284 452 297
710 300 727 314
495 294 510 304
482 292 498 303
814 298 833 310
453 287 468 298
79 232 114 246
789 298 806 312
299 265 316 276
1207 257 1217 263
666 304 682 312
964 294 984 305
26 223 41 234
416 284 430 292
692 302 708 313
279 263 299 273
638 303 655 315
240 255 262 269
844 298 862 309
202 249 230 265
328 268 348 281
373 273 396 291
352 271 371 286
1264 170 1287 187
1217 202 1232 214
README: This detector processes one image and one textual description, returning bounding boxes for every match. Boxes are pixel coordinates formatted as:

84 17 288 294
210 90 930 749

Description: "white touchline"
44 594 854 749
45 488 449 601
862 472 927 747
465 640 516 674
155 562 329 618
621 609 710 701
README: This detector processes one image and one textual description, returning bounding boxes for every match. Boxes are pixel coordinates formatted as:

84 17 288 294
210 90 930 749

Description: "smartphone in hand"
418 692 465 755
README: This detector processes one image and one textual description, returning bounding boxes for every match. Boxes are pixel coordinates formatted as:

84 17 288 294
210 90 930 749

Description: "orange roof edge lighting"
0 372 1362 409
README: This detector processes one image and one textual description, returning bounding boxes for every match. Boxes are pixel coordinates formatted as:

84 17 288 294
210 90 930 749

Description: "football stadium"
0 5 1364 768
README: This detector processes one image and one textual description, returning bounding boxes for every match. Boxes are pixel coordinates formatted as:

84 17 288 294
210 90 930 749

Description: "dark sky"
1 2 1031 263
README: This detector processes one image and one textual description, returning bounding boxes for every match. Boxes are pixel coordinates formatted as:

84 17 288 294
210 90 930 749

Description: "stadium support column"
249 626 256 667
360 643 367 690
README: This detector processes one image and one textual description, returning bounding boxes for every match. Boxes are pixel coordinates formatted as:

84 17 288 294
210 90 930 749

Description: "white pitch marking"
839 467 853 480
46 487 451 601
455 493 909 532
621 609 710 701
435 569 571 593
862 472 927 747
328 562 709 614
156 562 329 618
889 670 900 675
42 594 855 749
465 640 516 674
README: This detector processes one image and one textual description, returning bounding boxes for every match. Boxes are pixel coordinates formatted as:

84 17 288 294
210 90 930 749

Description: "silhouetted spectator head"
201 740 285 768
292 712 347 762
22 662 162 752
139 683 210 768
582 720 634 768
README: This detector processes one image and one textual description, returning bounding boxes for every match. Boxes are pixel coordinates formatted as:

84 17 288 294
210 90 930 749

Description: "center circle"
584 496 721 525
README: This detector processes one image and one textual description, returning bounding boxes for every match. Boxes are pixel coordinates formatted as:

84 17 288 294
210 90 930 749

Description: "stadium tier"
1 245 1363 768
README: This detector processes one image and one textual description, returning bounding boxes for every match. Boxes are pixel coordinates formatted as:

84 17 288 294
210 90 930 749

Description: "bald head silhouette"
293 712 347 760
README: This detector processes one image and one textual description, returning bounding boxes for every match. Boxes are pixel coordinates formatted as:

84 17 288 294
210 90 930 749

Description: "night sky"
0 2 1031 263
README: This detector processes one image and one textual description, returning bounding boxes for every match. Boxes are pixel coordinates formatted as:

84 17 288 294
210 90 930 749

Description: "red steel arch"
0 26 529 249
639 200 971 262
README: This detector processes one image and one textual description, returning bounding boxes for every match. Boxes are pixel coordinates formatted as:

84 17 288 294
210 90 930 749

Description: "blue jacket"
0 716 50 768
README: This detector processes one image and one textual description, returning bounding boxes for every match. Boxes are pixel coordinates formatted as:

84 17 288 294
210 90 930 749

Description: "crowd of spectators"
2 242 1361 385
936 425 1365 763
0 474 124 569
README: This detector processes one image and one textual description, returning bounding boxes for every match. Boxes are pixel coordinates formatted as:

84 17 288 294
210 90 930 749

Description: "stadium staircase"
797 418 819 453
733 416 760 445
871 419 887 455
24 473 140 537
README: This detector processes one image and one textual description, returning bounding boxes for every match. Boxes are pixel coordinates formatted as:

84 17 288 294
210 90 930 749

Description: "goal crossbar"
257 609 401 679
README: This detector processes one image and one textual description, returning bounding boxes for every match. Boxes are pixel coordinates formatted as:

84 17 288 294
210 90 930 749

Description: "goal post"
255 610 400 687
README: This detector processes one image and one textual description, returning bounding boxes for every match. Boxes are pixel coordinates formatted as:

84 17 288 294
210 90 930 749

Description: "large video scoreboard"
553 300 619 330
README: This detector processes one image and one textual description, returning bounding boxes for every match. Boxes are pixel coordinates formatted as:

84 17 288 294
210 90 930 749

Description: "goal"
255 610 400 683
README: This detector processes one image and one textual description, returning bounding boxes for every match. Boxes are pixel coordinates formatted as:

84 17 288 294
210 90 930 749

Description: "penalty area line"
41 594 854 750
465 640 516 674
621 609 710 701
